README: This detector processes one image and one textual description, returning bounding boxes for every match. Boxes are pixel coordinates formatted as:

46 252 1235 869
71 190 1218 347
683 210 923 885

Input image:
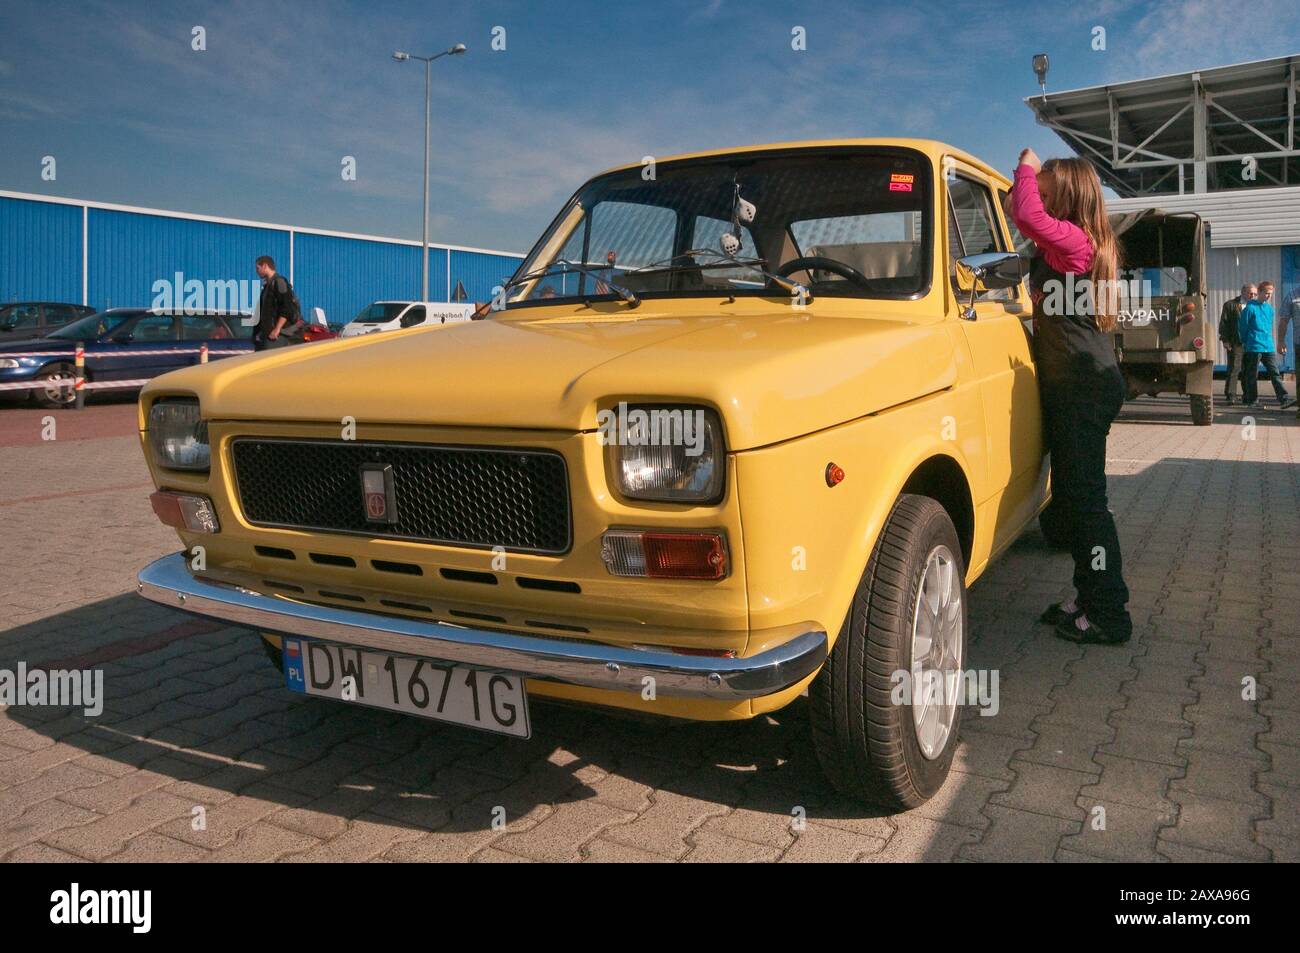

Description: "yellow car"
137 138 1046 810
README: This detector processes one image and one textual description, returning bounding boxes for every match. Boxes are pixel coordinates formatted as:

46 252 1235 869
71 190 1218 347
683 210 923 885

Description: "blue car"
0 308 255 408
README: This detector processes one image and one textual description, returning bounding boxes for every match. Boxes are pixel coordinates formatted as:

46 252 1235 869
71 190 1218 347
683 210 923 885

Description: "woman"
1010 149 1132 645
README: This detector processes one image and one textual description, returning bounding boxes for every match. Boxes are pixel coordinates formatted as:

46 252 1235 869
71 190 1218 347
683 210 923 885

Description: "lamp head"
392 51 410 61
1032 53 1050 92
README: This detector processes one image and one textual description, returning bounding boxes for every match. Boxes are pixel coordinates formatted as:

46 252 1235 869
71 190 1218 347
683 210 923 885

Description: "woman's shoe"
1040 602 1083 626
1054 614 1130 645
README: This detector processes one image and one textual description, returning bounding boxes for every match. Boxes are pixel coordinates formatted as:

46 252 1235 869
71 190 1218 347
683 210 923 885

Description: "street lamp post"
392 43 467 302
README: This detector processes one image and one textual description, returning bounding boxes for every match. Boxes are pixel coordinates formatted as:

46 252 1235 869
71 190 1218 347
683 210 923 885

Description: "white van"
338 301 475 338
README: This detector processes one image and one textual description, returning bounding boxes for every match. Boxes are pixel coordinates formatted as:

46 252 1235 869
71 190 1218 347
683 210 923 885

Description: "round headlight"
603 403 725 503
148 398 210 471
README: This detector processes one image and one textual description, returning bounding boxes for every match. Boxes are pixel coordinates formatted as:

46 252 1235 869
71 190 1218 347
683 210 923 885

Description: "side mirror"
955 251 1025 320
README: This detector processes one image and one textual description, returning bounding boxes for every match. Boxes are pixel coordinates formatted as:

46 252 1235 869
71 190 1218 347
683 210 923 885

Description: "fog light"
150 490 220 533
601 529 728 580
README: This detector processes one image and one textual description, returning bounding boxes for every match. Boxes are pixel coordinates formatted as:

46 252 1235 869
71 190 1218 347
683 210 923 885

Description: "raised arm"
1010 164 1093 274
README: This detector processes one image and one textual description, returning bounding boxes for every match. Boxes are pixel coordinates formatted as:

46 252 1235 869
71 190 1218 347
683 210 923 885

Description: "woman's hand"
1018 148 1042 173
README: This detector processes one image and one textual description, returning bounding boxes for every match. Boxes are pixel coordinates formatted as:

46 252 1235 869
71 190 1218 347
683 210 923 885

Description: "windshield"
352 303 408 324
49 311 138 340
505 148 930 308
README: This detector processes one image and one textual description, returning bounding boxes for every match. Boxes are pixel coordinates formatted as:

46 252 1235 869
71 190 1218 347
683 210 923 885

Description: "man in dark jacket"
1218 283 1252 405
254 255 296 351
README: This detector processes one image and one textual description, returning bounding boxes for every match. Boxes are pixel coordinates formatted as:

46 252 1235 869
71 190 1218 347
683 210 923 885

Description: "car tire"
809 494 968 810
31 363 77 409
1037 495 1072 550
1190 393 1213 426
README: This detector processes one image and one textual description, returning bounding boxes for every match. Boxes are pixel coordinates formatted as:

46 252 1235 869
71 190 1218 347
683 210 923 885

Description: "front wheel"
1190 393 1213 426
809 494 968 810
31 363 77 409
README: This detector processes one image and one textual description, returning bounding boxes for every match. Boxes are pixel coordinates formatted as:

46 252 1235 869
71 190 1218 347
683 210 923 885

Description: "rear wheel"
1190 393 1213 426
31 363 76 409
809 494 967 810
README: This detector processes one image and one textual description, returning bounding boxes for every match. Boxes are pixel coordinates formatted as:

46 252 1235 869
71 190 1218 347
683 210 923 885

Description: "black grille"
231 439 571 554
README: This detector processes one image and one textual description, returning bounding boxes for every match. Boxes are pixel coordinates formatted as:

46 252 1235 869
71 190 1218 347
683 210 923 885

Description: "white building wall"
1106 186 1300 248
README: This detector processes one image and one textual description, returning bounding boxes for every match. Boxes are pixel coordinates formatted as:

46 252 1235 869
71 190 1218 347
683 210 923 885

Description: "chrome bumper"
136 553 828 701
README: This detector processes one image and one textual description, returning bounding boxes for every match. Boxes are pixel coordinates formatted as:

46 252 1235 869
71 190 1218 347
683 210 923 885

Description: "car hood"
143 304 956 451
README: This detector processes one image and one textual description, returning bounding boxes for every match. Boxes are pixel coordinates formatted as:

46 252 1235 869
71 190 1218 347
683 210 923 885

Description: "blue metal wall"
293 232 437 325
0 194 523 323
1284 244 1299 358
450 250 523 302
88 208 288 313
0 197 82 304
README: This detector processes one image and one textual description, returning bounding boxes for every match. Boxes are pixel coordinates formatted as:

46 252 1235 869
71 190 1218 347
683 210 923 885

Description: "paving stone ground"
0 394 1296 862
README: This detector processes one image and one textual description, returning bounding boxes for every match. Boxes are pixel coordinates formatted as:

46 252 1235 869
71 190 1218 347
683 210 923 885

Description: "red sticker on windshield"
889 182 913 192
890 174 914 183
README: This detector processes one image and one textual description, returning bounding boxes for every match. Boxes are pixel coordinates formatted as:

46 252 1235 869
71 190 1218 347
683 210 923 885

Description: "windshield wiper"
501 259 639 307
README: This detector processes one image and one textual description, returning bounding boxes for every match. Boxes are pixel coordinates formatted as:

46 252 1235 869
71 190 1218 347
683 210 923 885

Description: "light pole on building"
392 43 467 302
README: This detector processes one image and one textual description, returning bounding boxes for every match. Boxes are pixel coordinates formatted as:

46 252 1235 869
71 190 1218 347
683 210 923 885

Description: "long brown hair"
1039 158 1119 331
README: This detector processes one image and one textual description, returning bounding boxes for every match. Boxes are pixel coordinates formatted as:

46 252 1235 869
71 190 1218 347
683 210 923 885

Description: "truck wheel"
31 363 76 409
809 494 967 810
1190 394 1213 426
1037 496 1072 551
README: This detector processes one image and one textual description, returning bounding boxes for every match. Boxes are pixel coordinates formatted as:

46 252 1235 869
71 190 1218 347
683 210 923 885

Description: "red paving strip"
35 617 227 670
0 480 154 507
0 402 140 447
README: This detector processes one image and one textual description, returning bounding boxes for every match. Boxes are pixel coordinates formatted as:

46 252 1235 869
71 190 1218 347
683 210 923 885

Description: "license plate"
282 639 530 738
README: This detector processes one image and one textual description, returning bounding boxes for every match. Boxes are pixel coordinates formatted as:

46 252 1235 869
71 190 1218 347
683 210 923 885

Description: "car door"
398 305 427 329
181 313 247 362
92 312 183 381
945 160 1045 553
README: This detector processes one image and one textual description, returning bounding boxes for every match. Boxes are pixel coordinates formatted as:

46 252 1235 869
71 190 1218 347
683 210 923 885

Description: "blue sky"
2 0 1298 252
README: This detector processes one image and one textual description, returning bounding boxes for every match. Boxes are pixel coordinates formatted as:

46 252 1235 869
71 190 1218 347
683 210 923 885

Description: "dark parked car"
0 308 255 408
0 302 96 343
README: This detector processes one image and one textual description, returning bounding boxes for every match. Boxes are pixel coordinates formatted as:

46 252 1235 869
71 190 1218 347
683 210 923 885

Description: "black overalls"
1030 256 1132 636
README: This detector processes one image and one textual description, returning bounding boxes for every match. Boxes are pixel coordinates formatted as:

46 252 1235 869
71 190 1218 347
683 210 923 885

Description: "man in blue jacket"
1238 281 1295 409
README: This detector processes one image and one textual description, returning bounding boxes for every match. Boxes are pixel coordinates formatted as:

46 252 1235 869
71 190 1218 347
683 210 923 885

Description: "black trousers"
1222 344 1242 400
1240 351 1288 405
1041 373 1131 634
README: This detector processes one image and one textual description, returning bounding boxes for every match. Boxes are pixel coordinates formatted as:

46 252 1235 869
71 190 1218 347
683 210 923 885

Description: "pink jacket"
1010 164 1093 275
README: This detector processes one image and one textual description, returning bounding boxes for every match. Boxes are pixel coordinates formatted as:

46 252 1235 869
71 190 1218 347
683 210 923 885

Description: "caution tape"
0 348 253 359
0 378 154 393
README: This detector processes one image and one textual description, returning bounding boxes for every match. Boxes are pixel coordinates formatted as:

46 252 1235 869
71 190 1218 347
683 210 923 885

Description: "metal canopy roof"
1025 54 1300 197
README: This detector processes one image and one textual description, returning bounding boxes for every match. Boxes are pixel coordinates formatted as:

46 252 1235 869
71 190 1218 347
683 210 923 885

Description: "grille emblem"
360 464 397 524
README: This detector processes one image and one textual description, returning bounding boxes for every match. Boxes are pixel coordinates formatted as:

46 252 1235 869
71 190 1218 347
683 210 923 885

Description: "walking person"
254 255 303 351
1278 284 1300 418
1011 149 1132 645
1237 281 1295 409
1218 284 1253 405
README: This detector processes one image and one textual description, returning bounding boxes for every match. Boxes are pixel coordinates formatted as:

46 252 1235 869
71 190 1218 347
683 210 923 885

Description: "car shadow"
3 454 1289 860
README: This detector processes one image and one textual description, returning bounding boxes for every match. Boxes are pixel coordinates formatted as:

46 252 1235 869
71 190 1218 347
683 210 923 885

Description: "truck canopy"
1110 208 1205 297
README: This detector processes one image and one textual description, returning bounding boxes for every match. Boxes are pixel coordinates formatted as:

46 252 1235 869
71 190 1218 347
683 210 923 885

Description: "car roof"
594 138 1011 188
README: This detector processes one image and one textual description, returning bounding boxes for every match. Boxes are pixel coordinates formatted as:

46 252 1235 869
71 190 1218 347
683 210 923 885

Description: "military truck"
1110 209 1213 424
